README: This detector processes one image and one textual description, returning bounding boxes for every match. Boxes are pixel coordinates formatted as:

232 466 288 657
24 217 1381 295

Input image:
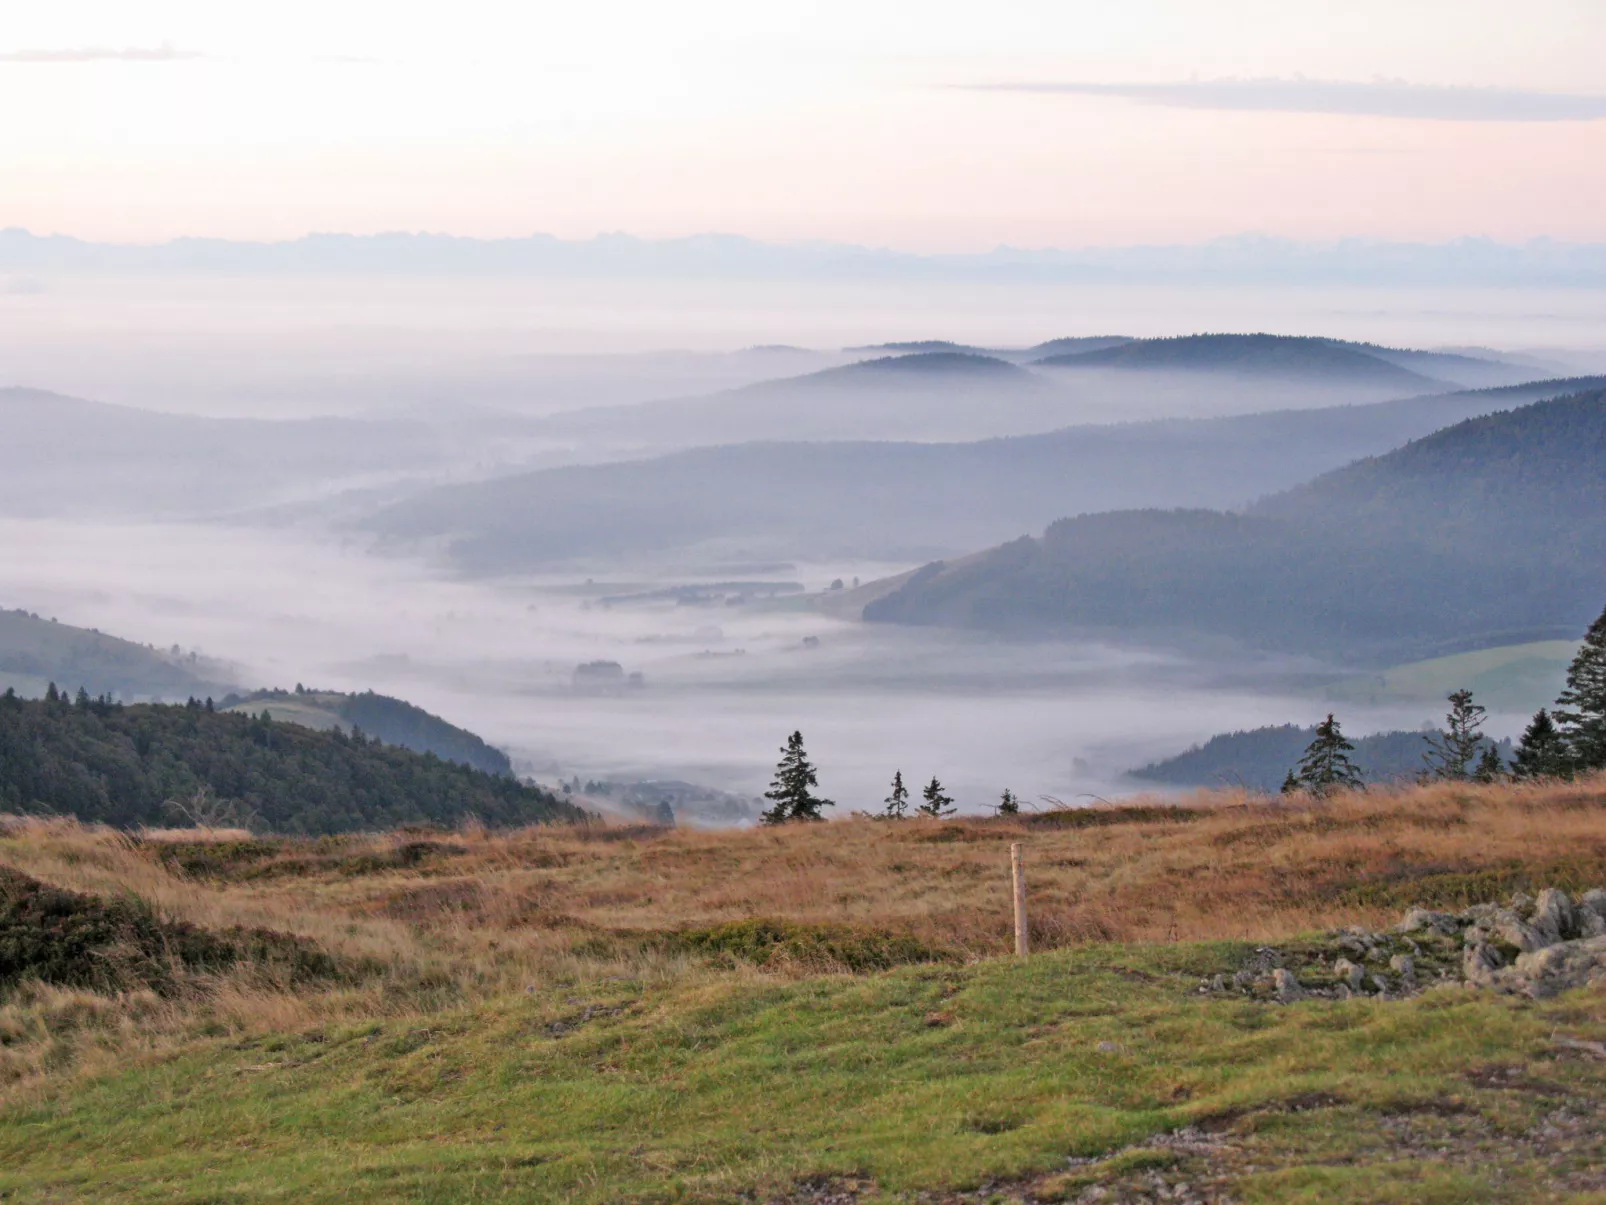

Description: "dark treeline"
0 689 585 834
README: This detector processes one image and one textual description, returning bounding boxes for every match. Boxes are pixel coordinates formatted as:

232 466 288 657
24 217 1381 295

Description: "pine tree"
881 771 909 820
1472 741 1504 783
1421 689 1488 781
917 776 956 818
760 731 833 824
1512 708 1571 779
997 788 1020 815
1291 714 1364 796
1280 770 1300 795
1555 603 1606 772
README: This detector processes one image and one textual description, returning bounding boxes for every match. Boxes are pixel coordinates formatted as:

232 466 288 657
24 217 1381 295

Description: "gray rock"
1400 907 1458 935
1531 888 1575 944
1581 889 1606 920
1333 958 1367 992
1581 910 1606 939
1464 941 1503 986
1507 935 1606 998
1272 968 1305 1002
1389 953 1416 983
1510 891 1536 914
1492 912 1549 953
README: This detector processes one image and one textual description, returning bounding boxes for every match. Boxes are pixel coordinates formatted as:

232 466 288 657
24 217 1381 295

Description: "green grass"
1332 639 1580 713
2 943 1603 1203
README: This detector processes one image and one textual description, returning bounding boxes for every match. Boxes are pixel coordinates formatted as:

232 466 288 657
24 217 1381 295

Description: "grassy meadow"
3 779 1606 1202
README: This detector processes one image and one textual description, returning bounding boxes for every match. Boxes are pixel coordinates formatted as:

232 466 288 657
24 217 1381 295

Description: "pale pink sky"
4 0 1606 250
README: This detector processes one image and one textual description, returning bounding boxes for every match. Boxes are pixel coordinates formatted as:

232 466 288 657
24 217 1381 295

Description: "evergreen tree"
1279 769 1300 795
881 771 909 820
1472 741 1504 783
997 788 1020 815
1420 689 1488 782
760 731 833 824
917 776 956 818
1291 714 1364 796
1555 603 1606 772
1511 708 1571 779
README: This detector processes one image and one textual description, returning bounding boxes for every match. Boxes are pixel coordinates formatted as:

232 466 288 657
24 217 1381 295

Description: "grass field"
1330 640 1580 714
3 779 1606 1202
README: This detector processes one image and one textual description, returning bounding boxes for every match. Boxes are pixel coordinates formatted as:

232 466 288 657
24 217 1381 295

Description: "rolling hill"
363 376 1606 572
0 608 236 701
223 689 514 777
0 691 582 833
862 388 1606 662
0 388 447 517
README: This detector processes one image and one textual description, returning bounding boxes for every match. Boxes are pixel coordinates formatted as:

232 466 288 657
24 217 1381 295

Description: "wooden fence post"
1010 842 1028 958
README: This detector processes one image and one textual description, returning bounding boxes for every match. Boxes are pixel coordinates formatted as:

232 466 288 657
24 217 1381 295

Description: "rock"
1369 974 1392 996
1510 891 1536 914
1581 889 1606 921
1531 888 1576 944
1333 958 1367 992
1400 907 1457 935
1582 910 1606 939
1389 953 1416 983
1464 941 1503 986
1272 968 1305 1002
1509 934 1606 997
1492 911 1549 953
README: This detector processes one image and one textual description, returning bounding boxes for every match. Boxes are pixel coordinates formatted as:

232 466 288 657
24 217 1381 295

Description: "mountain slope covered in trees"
864 389 1606 662
225 689 513 777
1128 724 1515 793
0 692 583 833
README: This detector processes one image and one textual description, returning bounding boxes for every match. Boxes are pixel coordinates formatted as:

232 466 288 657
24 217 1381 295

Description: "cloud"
0 44 202 64
962 78 1606 123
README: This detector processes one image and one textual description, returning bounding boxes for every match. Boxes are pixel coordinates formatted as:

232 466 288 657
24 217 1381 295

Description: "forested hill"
226 689 513 777
0 607 234 701
1129 725 1515 794
864 389 1606 662
0 692 586 834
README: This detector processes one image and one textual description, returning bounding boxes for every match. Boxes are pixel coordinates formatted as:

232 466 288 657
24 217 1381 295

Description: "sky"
4 1 1606 250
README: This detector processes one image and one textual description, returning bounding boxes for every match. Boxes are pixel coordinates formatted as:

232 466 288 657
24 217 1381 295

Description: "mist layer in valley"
4 271 1602 820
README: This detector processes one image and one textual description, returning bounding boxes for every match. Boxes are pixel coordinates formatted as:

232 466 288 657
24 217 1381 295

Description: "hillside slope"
864 389 1606 661
0 608 235 701
0 388 443 517
0 692 582 833
364 376 1606 571
225 689 513 777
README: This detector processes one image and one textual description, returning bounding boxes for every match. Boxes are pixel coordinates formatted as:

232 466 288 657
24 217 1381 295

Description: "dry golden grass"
3 776 1605 1092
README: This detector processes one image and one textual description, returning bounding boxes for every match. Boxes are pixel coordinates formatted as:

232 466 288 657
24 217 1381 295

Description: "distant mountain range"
8 228 1606 286
363 375 1605 572
864 388 1606 663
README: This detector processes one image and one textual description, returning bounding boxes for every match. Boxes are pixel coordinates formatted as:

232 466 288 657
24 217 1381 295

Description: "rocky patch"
1204 887 1606 1002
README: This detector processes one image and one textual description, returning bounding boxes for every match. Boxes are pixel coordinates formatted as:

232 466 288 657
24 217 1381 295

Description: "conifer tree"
1421 689 1488 782
760 730 833 824
1555 603 1606 772
1512 708 1571 779
1472 741 1504 783
1280 769 1300 795
997 788 1020 815
881 771 909 819
1291 714 1364 796
917 776 956 818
